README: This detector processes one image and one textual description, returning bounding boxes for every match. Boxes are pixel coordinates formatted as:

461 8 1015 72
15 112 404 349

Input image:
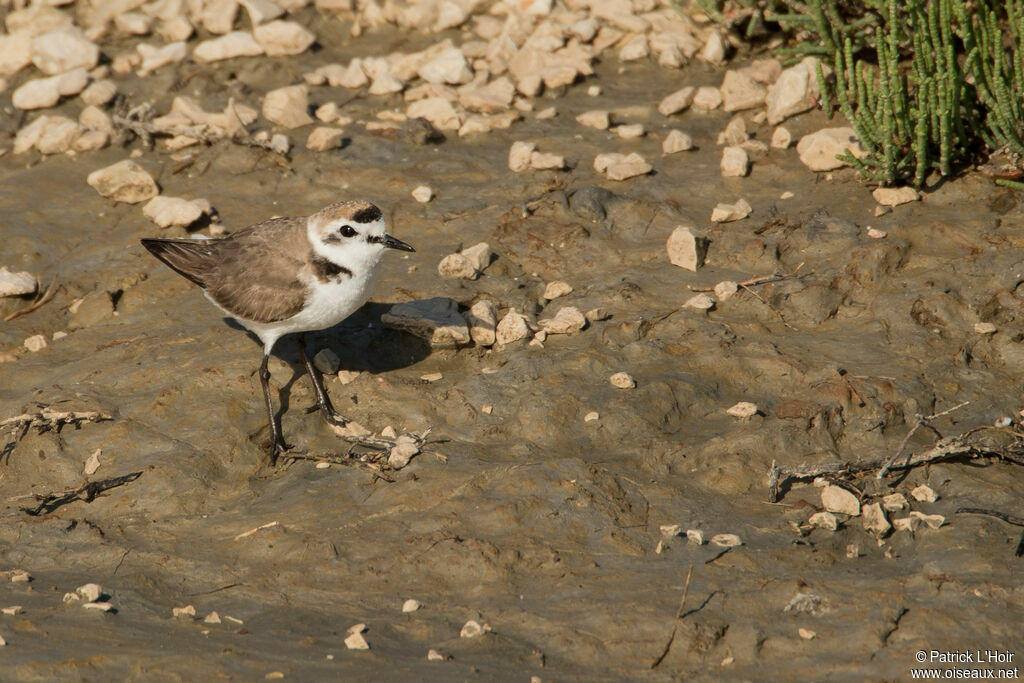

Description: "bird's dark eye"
339 225 357 238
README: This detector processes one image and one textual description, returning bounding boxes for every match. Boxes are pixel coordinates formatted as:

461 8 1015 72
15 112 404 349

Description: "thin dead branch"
1 406 112 461
878 401 970 479
19 471 142 516
769 425 1024 503
4 280 59 322
687 267 805 293
651 565 693 670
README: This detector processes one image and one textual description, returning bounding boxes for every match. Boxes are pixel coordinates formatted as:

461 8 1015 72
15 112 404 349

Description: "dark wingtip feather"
140 238 212 288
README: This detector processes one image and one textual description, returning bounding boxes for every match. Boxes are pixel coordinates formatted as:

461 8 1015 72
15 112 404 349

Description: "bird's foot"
304 402 350 427
267 439 307 465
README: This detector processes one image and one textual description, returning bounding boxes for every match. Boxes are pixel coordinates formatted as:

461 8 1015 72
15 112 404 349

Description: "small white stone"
780 191 794 199
881 493 908 512
263 85 312 129
508 141 536 172
974 322 997 335
420 372 442 382
427 649 445 661
337 370 361 385
700 31 727 65
143 196 203 228
204 611 222 624
584 411 599 422
0 268 36 297
872 186 920 207
193 31 265 63
821 485 860 516
714 281 738 301
686 529 705 545
459 243 491 272
465 300 497 347
31 26 99 75
538 307 586 334
137 42 187 76
80 79 117 107
797 127 866 171
799 628 817 640
77 584 103 602
543 281 573 300
587 85 601 96
438 253 478 280
710 198 752 223
88 160 159 204
726 402 757 418
770 126 792 149
460 620 489 638
711 533 742 547
345 632 369 650
615 123 645 139
418 47 473 85
766 57 825 124
305 127 344 152
253 20 315 57
24 335 47 352
618 34 648 61
692 86 722 110
594 152 652 181
496 308 531 345
84 448 101 476
576 110 610 130
172 605 196 618
909 511 945 529
862 502 891 535
910 484 937 502
388 442 419 469
720 145 750 177
684 293 715 311
402 599 421 613
1 606 23 616
411 185 433 203
658 86 695 116
83 601 113 612
867 227 887 239
808 511 838 531
662 129 693 154
720 69 767 112
609 372 635 389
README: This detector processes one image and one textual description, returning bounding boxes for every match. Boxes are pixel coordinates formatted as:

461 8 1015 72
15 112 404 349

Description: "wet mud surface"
2 11 1024 681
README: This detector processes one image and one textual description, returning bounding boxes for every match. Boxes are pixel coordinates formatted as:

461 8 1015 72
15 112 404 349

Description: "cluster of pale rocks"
381 242 599 351
807 482 945 538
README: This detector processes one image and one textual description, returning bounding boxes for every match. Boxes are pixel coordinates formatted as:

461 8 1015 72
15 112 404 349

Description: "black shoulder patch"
351 205 382 224
312 257 353 283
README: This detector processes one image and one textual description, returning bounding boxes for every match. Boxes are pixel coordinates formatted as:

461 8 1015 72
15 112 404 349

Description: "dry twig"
18 471 142 516
651 565 693 669
1 406 112 461
4 280 59 321
877 401 970 479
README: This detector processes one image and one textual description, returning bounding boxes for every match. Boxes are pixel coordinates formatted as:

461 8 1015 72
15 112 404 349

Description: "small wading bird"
141 200 415 462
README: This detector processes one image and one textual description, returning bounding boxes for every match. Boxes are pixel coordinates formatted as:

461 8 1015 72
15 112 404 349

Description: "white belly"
206 268 380 353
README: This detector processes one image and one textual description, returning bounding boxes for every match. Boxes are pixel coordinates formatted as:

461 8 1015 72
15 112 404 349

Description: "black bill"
382 234 415 252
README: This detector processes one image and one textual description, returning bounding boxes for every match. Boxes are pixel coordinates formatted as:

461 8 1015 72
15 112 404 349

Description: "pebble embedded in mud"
766 57 825 124
710 198 751 223
686 529 705 544
77 584 103 602
861 502 891 535
193 31 264 62
872 186 919 207
173 605 196 618
615 123 645 139
881 493 908 512
714 281 738 300
711 533 742 547
84 448 101 476
720 70 767 112
465 300 498 347
253 20 316 56
609 372 635 389
720 146 750 177
692 86 723 110
411 185 433 203
460 619 490 638
911 484 937 502
2 606 24 616
427 649 445 661
542 281 573 300
662 130 693 154
726 402 758 418
594 152 652 181
0 268 36 297
796 127 866 171
808 511 838 531
24 335 47 353
204 611 221 624
684 293 714 311
974 322 996 335
402 599 420 613
770 126 792 149
909 511 945 529
388 442 419 469
584 411 599 422
263 85 313 129
437 253 478 280
538 307 586 335
576 110 610 130
821 485 860 516
666 226 707 272
495 308 532 346
344 632 369 650
143 196 204 228
658 86 695 116
87 160 159 204
306 127 344 151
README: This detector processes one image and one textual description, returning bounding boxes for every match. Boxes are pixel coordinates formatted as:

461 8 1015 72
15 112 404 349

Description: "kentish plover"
141 200 414 462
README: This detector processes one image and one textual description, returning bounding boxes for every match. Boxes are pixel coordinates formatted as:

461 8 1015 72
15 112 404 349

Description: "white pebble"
821 485 860 516
24 335 47 352
609 372 635 389
584 411 599 422
726 402 757 418
411 185 433 203
711 533 742 547
77 584 103 602
911 484 937 502
402 599 421 613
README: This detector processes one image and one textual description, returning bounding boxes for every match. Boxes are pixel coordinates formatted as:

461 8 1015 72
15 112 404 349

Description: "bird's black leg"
259 353 291 464
295 333 350 427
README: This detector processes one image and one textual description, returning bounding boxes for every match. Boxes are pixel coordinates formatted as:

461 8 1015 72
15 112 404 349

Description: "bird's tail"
140 238 219 288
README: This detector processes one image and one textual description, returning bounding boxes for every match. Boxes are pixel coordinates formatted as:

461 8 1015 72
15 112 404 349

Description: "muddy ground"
2 8 1024 681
